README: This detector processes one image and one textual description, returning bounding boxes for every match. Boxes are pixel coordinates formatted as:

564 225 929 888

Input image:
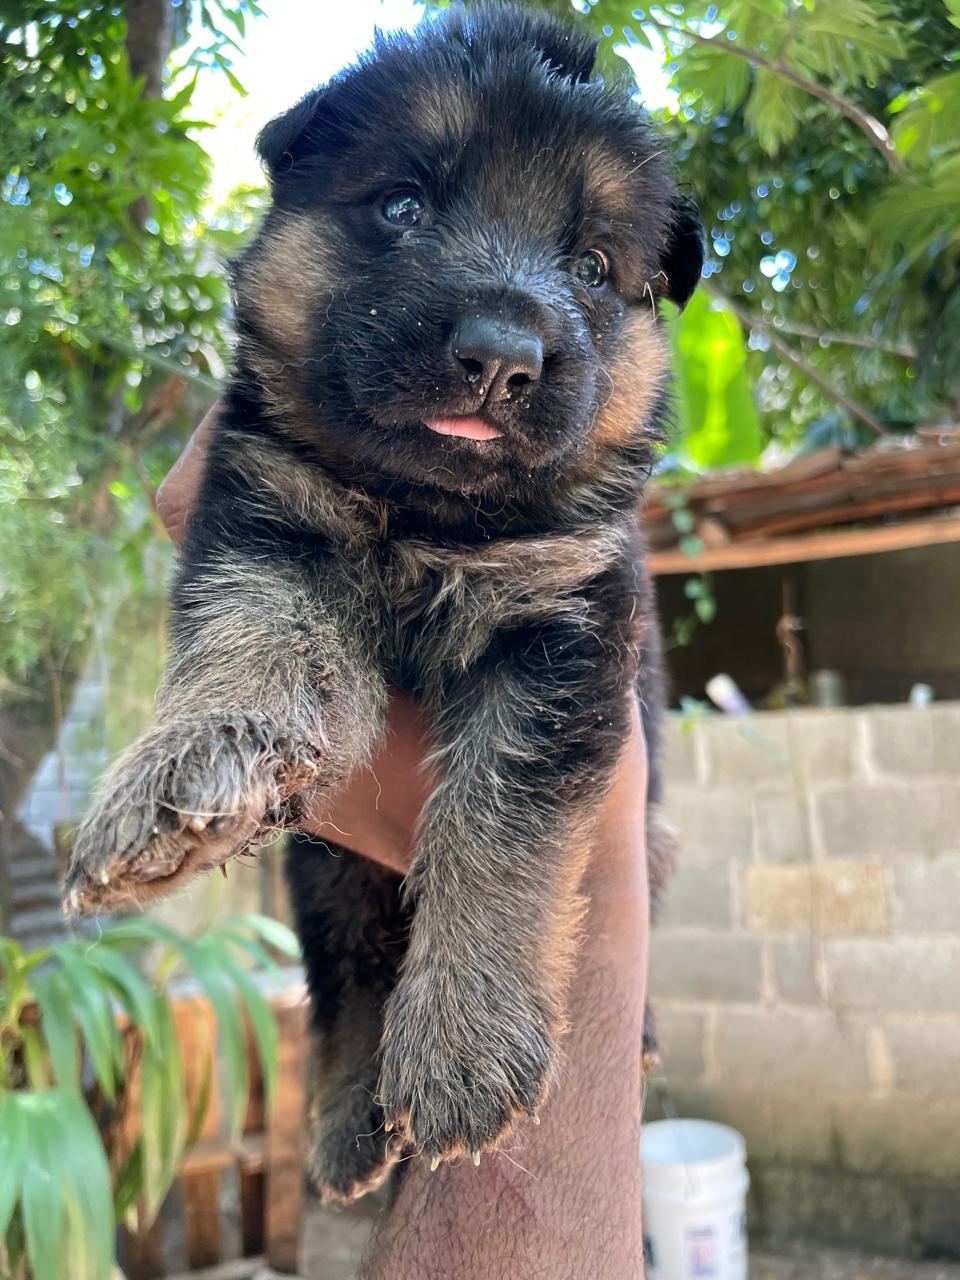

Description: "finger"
156 401 222 544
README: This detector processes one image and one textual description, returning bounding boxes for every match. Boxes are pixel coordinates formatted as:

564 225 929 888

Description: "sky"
191 0 673 198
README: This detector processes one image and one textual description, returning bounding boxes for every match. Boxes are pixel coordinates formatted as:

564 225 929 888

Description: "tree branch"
704 282 892 437
124 0 173 230
645 13 907 177
749 317 916 361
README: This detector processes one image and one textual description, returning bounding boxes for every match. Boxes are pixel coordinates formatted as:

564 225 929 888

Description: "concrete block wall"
648 703 960 1259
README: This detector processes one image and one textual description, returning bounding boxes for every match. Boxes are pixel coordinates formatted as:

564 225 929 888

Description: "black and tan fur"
65 5 701 1200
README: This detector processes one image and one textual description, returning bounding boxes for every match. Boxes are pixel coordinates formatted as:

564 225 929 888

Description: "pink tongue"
424 416 503 441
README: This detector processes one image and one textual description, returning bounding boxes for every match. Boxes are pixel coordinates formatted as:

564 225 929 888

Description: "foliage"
0 1 263 688
0 914 299 1280
665 295 761 469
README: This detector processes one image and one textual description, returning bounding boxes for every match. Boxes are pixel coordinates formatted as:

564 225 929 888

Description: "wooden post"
264 991 309 1273
177 998 224 1270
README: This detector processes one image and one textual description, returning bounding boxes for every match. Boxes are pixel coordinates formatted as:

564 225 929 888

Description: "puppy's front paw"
378 970 552 1167
64 711 320 915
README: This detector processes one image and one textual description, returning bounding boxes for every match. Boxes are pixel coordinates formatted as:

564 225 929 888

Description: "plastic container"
641 1119 749 1280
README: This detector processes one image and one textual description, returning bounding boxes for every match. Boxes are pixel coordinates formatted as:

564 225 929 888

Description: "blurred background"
2 1 959 1276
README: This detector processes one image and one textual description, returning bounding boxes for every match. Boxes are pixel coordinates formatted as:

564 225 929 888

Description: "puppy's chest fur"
228 433 642 693
379 523 638 690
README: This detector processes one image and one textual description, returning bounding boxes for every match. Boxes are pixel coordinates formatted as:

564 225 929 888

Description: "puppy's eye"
383 191 426 227
573 250 608 288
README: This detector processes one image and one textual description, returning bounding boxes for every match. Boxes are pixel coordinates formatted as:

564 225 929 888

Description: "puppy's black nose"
451 317 543 401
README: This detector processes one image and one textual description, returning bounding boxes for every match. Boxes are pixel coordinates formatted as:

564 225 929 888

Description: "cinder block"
743 864 887 933
658 861 731 930
700 716 793 788
833 1096 960 1178
884 1016 960 1095
825 937 960 1015
750 1164 914 1256
769 937 821 1005
787 708 863 782
649 932 762 1003
867 704 960 777
813 781 960 858
666 787 753 861
713 1008 869 1091
650 1083 835 1165
752 792 809 863
644 1084 780 1163
648 1003 706 1080
915 1184 960 1257
743 866 813 931
893 855 960 933
814 863 888 933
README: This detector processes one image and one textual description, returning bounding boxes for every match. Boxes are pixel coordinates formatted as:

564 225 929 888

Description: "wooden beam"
649 516 960 575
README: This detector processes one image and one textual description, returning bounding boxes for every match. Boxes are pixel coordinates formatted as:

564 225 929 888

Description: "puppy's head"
234 4 702 497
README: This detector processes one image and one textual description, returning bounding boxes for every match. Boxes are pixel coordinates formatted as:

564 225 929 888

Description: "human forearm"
361 718 649 1280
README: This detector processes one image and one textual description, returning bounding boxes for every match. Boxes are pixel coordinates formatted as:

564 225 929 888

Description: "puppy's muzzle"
451 316 544 404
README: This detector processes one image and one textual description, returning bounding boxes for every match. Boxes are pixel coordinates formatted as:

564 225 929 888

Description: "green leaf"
217 952 280 1109
184 938 250 1133
32 969 80 1090
695 595 718 623
667 293 763 469
18 1090 113 1280
0 1093 27 1239
87 942 163 1047
54 949 124 1101
19 1097 64 1280
220 63 247 98
138 1033 187 1220
744 69 804 155
20 1025 52 1090
227 914 301 960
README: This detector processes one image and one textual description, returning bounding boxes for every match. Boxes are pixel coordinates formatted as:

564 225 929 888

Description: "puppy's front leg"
65 553 385 914
378 621 632 1163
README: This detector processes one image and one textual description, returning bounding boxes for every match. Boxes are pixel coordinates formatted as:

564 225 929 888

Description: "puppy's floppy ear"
256 88 328 180
508 10 598 82
539 31 599 83
663 195 705 310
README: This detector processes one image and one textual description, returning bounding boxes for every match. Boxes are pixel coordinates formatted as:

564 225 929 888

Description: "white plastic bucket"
641 1119 749 1280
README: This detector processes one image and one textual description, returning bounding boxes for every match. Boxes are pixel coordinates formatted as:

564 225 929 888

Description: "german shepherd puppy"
66 4 701 1200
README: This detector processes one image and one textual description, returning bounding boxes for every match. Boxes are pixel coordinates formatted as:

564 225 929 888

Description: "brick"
769 937 821 1005
786 708 863 782
700 715 793 788
743 866 813 930
813 781 960 858
662 716 701 785
824 937 960 1015
647 1004 706 1080
884 1016 960 1095
743 864 887 933
649 932 762 1003
894 855 960 932
713 1008 869 1091
751 793 809 863
867 704 960 777
658 861 730 929
666 787 753 861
